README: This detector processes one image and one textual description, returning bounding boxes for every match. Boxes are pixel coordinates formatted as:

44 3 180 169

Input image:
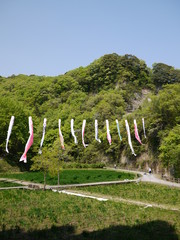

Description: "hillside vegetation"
0 54 179 176
0 188 180 239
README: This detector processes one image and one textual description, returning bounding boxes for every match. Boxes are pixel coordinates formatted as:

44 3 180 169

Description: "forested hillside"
0 54 179 176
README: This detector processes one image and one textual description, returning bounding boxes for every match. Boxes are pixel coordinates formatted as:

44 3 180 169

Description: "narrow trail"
141 173 180 188
55 189 180 212
0 178 44 189
0 186 28 190
0 178 138 190
107 167 180 188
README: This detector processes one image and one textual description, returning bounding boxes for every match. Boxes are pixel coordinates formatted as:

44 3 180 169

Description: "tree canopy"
0 53 179 176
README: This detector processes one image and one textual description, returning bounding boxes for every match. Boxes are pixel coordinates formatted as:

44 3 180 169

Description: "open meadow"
0 170 180 240
0 187 180 240
0 169 136 185
78 182 180 208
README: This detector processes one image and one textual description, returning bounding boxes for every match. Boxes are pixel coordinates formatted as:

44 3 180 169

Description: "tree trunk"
44 171 46 190
58 170 60 186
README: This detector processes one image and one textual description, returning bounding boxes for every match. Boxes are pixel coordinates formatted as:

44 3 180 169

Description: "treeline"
0 54 179 176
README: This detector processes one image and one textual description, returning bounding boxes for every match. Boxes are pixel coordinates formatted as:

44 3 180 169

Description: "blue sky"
0 0 180 77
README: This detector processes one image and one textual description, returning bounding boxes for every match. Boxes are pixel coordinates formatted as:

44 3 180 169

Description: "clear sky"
0 0 180 77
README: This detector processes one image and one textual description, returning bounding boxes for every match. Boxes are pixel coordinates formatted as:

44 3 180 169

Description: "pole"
44 171 46 190
58 169 60 186
57 146 61 186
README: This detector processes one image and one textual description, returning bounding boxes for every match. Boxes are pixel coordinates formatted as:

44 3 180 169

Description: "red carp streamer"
20 116 33 163
134 119 142 144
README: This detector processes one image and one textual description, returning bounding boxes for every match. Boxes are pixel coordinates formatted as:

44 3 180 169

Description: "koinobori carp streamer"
95 119 101 143
125 119 136 156
20 116 34 163
38 118 47 154
106 120 111 145
134 119 142 144
142 118 147 138
71 119 78 144
115 119 122 141
82 119 88 148
59 119 65 149
6 116 15 153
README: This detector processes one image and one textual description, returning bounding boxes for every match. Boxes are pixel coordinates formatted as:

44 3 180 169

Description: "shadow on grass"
0 220 178 240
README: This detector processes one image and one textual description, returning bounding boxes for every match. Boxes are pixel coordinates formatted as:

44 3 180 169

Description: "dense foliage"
0 54 179 176
152 63 180 88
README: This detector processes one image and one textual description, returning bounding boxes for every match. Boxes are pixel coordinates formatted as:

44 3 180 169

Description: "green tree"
159 125 180 177
31 148 52 189
152 63 180 88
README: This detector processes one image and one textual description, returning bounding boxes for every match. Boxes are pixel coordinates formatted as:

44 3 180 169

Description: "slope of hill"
0 53 179 176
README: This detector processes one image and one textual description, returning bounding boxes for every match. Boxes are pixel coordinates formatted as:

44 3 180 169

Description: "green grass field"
78 182 180 208
0 181 22 188
0 169 136 185
1 170 180 239
0 189 179 240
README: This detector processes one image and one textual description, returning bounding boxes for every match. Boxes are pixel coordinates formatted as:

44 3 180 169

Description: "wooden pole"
58 169 60 186
44 171 46 190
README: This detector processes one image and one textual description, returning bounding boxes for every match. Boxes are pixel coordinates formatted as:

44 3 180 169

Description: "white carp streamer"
95 119 101 143
6 116 15 153
20 116 33 163
38 118 47 154
106 120 111 145
134 119 142 144
125 119 136 156
142 118 147 138
115 119 122 141
59 119 65 150
71 119 78 144
82 120 88 148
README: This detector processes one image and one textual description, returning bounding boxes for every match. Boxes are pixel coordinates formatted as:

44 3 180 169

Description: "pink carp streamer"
82 120 88 148
6 116 15 153
134 119 142 144
95 119 101 143
38 118 47 154
59 119 65 149
125 119 136 156
71 119 78 144
142 118 147 138
20 116 33 163
106 120 111 145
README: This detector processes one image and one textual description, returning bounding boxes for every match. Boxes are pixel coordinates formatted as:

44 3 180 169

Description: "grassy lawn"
78 182 180 208
0 169 136 185
0 181 22 188
0 189 179 240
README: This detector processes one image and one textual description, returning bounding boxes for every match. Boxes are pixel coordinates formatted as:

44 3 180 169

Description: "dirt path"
56 189 180 212
0 178 44 189
48 179 138 190
141 173 180 188
107 168 180 188
0 186 28 190
0 178 138 190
